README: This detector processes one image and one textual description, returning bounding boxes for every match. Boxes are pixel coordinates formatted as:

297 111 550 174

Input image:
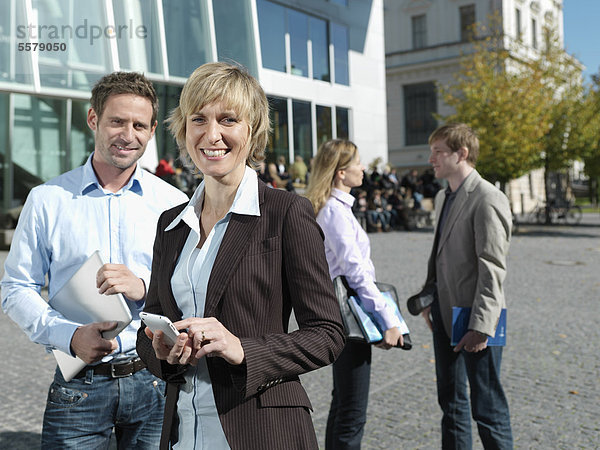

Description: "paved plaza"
1 214 599 449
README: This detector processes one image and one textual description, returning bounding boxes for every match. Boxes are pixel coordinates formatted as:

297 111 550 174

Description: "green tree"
580 74 600 205
438 20 553 186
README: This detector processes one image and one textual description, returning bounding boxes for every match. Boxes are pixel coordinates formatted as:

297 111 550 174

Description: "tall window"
531 18 538 49
331 22 349 85
70 99 94 169
13 95 66 182
404 83 437 146
163 0 211 77
459 5 475 42
257 0 286 72
336 107 349 140
289 9 309 77
213 0 258 75
316 105 332 147
266 96 289 161
412 15 427 49
310 17 330 82
515 8 522 41
293 100 312 162
113 0 163 74
33 0 109 90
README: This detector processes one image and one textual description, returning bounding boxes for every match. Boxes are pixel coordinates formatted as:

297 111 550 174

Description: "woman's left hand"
376 326 403 350
174 317 245 365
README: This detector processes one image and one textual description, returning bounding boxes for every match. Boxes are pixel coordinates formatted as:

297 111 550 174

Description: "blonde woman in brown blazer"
136 62 345 449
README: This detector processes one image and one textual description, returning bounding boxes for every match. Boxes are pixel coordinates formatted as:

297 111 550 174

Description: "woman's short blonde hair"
167 62 270 169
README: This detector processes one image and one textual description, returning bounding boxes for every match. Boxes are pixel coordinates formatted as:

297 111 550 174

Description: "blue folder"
347 291 410 343
451 307 507 346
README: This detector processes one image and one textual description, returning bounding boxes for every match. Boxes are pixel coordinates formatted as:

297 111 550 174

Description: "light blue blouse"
165 167 260 449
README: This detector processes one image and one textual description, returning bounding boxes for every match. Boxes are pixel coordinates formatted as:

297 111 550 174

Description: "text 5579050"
17 42 67 52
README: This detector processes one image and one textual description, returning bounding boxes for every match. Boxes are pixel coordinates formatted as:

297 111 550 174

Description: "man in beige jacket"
415 123 513 449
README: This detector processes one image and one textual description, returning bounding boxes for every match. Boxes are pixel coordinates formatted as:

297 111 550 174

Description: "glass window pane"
288 9 308 77
214 0 257 75
70 99 94 169
316 105 332 147
310 17 329 82
460 5 475 42
404 82 437 145
154 83 183 159
257 0 285 72
336 106 349 139
31 0 111 90
13 95 66 183
0 93 10 214
331 23 349 85
266 96 289 160
412 15 427 49
292 100 312 162
163 0 211 77
113 0 162 74
2 0 35 85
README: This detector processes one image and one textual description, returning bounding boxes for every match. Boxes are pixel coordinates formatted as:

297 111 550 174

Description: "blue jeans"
431 299 513 450
325 340 371 450
42 365 166 449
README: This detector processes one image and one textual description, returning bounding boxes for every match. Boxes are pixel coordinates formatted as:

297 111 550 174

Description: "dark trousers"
431 299 513 450
325 340 371 450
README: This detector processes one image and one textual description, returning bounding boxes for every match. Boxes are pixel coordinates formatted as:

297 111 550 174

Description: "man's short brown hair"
90 72 158 124
429 123 479 166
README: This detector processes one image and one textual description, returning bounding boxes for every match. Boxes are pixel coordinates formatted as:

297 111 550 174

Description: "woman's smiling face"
185 101 251 182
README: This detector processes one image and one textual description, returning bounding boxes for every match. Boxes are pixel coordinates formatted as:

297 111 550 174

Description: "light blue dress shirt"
1 154 189 360
166 166 259 450
317 188 401 331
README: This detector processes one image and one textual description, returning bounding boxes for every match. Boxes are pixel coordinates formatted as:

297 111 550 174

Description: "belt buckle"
110 361 132 378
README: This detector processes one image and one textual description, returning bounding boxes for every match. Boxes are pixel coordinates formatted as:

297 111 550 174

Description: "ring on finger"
201 330 206 342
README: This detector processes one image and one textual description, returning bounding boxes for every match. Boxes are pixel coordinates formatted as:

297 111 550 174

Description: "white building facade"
384 0 566 213
0 0 388 221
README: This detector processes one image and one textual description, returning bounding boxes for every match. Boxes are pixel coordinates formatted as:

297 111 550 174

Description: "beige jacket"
425 170 512 338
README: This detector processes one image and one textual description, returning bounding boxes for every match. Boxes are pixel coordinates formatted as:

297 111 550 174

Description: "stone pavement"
1 214 599 449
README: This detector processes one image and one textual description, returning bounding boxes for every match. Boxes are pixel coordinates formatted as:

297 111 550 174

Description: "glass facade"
0 0 356 220
257 0 347 84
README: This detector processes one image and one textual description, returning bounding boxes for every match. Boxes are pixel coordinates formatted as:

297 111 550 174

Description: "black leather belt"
75 357 146 379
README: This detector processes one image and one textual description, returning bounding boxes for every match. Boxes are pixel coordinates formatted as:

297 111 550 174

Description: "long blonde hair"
305 139 358 215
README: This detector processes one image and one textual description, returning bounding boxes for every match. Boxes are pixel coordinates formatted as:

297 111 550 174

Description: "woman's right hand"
376 326 403 350
144 327 198 366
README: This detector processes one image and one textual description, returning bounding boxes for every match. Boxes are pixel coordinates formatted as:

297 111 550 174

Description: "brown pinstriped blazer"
137 179 345 450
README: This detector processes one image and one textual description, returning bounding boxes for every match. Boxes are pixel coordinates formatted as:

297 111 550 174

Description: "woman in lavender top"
305 139 404 449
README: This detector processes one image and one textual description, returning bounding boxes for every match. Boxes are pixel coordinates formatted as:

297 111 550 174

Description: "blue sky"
563 1 600 83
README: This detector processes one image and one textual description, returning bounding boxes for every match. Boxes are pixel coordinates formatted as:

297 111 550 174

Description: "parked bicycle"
527 199 582 225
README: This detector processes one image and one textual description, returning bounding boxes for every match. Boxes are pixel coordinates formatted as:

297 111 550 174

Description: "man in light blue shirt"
1 71 188 448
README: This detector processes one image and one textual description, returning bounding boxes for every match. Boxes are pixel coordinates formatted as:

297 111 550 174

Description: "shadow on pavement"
513 224 600 239
0 432 41 449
